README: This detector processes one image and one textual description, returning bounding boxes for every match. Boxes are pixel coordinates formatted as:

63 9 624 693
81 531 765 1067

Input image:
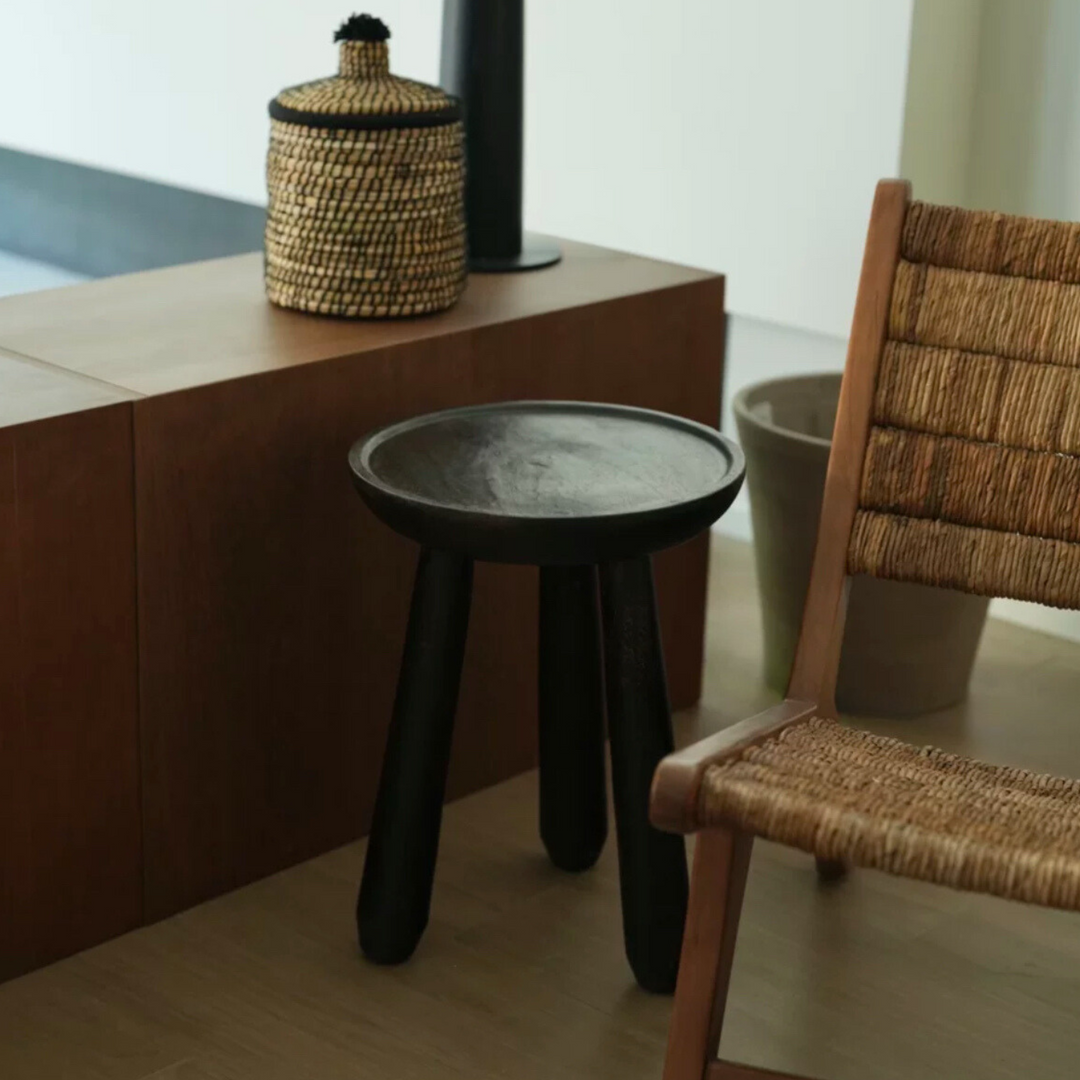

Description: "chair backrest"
850 199 1080 609
788 180 1080 711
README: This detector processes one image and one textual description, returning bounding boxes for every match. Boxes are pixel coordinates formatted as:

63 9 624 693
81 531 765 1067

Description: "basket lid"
269 14 460 130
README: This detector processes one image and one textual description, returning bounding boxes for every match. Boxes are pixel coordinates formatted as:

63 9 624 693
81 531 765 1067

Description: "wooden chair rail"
655 180 913 1080
787 179 910 708
650 182 910 838
649 699 817 833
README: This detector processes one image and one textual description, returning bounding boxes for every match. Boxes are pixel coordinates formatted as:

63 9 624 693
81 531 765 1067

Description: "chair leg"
539 565 607 871
600 555 689 994
815 856 848 884
358 547 473 964
662 828 754 1080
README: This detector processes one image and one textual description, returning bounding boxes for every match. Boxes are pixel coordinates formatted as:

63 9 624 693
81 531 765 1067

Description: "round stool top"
349 401 744 565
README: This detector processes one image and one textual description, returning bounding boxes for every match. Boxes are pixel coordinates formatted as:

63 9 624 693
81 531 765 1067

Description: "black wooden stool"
348 401 744 992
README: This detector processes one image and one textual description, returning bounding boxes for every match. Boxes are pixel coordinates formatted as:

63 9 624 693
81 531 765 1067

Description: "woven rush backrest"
848 200 1080 609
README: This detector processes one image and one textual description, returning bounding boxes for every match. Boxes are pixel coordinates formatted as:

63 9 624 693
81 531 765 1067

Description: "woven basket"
265 14 467 318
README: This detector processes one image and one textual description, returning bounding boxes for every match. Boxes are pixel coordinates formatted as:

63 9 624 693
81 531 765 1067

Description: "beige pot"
733 373 989 718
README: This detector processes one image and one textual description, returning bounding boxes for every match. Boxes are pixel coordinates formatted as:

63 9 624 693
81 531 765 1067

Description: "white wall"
966 0 1080 221
898 0 983 206
524 1 913 337
0 0 445 208
0 0 915 339
902 0 1080 224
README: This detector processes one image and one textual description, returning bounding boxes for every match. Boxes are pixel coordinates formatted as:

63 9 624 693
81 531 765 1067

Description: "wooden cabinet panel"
0 247 723 967
0 403 141 978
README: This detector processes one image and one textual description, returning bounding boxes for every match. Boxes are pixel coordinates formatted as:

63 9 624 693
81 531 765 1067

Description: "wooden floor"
6 534 1080 1079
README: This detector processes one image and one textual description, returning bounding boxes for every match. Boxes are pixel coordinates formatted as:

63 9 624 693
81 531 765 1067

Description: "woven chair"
651 179 1080 1080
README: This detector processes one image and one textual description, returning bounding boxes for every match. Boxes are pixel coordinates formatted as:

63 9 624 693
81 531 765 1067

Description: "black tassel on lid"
335 14 391 79
334 14 391 43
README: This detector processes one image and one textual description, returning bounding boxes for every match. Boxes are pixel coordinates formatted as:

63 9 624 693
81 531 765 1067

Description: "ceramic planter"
734 372 989 717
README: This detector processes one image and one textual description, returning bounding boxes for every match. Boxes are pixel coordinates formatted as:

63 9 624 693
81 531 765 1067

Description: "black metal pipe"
440 0 560 272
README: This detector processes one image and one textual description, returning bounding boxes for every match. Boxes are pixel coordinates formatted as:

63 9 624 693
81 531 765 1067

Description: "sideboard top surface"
0 349 137 430
0 238 720 414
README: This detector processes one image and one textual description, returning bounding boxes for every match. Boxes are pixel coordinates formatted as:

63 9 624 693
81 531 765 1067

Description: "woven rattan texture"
276 42 457 117
849 201 1080 606
700 718 1080 909
265 40 466 318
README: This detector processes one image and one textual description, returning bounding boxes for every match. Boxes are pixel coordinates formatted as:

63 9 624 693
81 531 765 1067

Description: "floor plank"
4 534 1080 1078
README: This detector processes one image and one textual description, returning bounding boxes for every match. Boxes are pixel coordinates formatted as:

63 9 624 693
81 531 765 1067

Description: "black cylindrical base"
470 237 562 274
442 0 557 271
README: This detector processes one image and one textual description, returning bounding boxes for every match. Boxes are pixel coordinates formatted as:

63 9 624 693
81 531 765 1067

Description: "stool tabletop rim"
348 400 744 564
351 400 742 516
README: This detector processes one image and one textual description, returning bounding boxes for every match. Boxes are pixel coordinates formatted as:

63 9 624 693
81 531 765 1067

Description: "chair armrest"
649 699 818 833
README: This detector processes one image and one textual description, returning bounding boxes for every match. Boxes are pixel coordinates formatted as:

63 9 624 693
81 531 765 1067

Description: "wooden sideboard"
0 240 725 980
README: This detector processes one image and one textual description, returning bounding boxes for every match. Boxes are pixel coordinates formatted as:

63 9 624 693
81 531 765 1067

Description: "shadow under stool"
348 400 744 992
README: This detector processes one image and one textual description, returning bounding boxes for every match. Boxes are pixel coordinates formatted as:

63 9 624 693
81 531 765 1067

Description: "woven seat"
700 718 1080 909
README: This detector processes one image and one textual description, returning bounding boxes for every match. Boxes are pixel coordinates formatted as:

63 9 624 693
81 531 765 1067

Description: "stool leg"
358 547 473 965
599 555 689 994
539 565 607 872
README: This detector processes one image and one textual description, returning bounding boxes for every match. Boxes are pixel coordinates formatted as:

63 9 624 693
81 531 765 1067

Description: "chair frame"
649 178 911 1080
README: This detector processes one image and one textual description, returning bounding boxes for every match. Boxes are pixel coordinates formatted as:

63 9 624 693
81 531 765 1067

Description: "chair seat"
700 717 1080 909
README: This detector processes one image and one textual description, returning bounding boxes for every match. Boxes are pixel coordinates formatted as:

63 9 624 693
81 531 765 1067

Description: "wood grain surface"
0 348 137 429
0 242 723 963
0 403 141 979
650 700 817 833
134 278 723 919
350 401 742 565
0 241 714 397
662 827 754 1080
6 538 1080 1079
